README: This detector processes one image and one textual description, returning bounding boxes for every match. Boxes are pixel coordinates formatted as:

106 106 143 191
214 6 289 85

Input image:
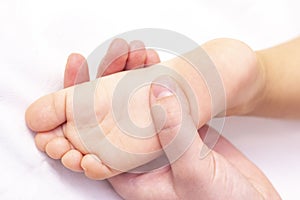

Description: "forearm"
249 37 300 118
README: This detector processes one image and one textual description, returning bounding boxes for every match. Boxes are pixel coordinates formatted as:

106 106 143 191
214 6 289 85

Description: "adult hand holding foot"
58 39 280 199
61 48 280 199
25 36 300 199
26 38 265 179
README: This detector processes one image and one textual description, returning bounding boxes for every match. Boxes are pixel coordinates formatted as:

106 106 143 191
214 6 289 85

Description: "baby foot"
29 38 161 179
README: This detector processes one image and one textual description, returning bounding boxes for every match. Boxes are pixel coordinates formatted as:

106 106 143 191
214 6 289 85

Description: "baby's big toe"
25 89 69 132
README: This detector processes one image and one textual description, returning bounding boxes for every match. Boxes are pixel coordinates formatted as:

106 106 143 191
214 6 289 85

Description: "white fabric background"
0 0 299 199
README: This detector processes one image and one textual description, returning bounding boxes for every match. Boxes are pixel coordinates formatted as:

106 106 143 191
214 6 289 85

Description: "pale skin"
25 37 300 199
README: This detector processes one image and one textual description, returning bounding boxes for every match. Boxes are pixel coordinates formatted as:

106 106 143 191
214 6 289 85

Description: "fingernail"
152 76 176 100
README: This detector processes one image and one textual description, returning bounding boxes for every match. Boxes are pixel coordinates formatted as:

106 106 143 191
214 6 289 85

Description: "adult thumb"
149 76 201 167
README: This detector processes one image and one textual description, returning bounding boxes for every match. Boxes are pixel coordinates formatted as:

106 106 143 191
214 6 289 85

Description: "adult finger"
125 40 147 70
98 38 129 77
64 53 89 88
145 49 160 66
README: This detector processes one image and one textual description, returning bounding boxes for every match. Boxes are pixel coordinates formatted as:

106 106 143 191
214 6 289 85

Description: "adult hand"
108 77 280 200
63 38 280 199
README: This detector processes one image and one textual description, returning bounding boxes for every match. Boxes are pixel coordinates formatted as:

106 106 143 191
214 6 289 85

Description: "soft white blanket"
1 0 299 199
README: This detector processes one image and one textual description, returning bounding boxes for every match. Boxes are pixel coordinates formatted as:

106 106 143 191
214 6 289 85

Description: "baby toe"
45 137 71 159
35 133 56 152
81 154 121 180
61 149 83 172
34 126 64 151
